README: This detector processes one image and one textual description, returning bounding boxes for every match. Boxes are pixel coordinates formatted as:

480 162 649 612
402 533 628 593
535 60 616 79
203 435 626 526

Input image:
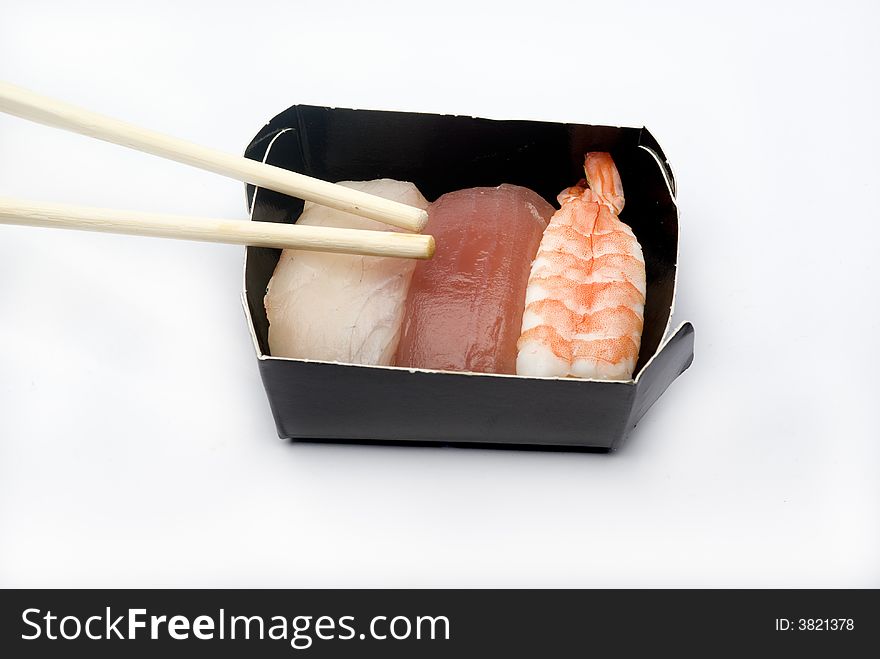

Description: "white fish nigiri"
264 179 429 365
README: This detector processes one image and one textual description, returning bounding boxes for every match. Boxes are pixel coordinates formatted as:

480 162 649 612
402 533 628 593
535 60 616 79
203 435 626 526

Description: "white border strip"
637 140 681 362
242 127 295 357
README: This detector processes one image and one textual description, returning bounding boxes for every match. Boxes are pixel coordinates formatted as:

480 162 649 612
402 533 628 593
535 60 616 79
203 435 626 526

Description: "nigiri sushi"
517 153 646 380
264 179 429 365
395 184 554 374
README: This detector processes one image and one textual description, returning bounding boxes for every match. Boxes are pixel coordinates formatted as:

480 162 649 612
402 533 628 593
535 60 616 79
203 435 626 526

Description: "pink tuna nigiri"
395 184 554 374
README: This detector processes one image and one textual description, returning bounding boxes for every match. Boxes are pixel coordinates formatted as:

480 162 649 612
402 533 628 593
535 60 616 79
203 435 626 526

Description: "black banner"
1 589 876 656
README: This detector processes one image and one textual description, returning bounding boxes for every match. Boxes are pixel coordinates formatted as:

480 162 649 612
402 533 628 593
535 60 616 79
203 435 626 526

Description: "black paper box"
242 105 694 451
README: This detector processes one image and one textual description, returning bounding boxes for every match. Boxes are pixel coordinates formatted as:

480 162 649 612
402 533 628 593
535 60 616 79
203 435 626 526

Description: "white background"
1 0 878 587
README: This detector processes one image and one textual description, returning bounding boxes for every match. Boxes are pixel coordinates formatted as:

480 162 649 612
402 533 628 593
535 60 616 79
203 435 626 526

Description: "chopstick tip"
414 208 430 233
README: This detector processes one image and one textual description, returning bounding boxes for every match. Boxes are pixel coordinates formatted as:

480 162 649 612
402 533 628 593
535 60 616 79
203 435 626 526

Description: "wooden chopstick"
0 197 435 260
0 81 429 233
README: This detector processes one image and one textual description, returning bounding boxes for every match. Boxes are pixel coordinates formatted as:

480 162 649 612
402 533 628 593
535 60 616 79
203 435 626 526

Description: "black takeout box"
242 105 694 451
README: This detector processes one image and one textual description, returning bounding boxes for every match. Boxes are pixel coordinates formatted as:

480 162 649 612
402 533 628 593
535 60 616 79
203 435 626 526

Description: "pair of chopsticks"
0 82 434 260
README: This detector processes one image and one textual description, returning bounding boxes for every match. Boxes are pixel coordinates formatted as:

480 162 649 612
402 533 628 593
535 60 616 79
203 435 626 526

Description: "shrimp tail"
584 152 624 214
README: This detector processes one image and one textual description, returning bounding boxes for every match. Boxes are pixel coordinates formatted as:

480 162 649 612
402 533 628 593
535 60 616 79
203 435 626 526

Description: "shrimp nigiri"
516 153 646 380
